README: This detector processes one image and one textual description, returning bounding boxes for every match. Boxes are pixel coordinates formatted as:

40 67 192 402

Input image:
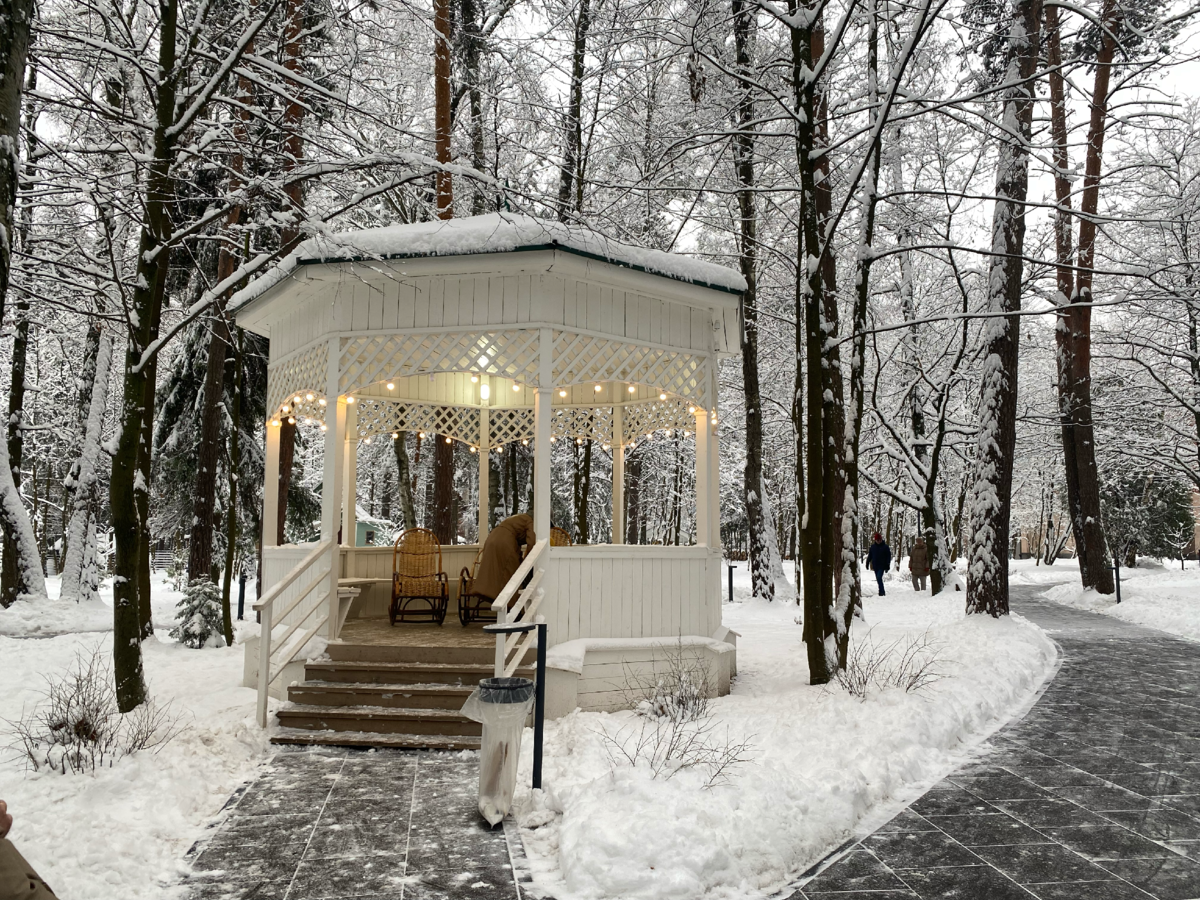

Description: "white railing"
254 539 332 727
491 538 548 677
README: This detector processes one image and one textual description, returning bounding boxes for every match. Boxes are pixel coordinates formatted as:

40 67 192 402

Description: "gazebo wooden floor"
337 616 494 648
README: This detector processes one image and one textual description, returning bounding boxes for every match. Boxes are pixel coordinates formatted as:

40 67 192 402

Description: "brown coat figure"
909 537 930 591
473 514 536 600
0 801 57 900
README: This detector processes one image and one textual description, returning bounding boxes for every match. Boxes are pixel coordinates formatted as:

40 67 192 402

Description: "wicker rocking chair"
389 528 450 626
550 526 573 547
457 548 495 627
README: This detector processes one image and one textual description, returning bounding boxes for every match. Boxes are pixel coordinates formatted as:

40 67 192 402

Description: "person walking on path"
909 536 930 591
865 533 892 596
473 513 536 601
0 801 58 899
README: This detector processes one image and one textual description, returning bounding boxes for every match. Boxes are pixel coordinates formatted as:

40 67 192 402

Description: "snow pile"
1039 559 1200 643
232 212 747 309
513 570 1057 900
0 574 270 900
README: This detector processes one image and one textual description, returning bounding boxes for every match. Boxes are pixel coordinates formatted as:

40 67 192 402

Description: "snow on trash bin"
461 676 535 826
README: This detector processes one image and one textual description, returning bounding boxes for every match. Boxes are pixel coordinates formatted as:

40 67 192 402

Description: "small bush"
170 578 226 648
836 629 945 700
8 645 184 774
601 641 752 788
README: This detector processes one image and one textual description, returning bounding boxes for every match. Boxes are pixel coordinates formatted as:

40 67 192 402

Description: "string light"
320 424 327 432
346 396 356 404
287 416 296 425
513 383 521 392
576 437 583 445
392 432 399 439
594 384 602 392
270 419 281 427
522 439 529 446
386 382 394 390
627 385 636 394
471 374 479 383
469 446 477 453
689 406 696 414
419 431 426 439
305 393 314 401
629 441 636 449
281 404 290 413
559 389 567 398
363 436 371 444
293 395 301 404
602 443 610 451
550 436 557 443
319 398 327 407
659 392 667 401
445 436 452 444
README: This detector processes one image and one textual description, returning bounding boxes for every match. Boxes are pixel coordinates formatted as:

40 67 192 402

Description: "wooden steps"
270 638 532 750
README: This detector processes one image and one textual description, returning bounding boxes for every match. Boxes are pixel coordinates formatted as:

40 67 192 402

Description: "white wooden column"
262 418 281 549
708 411 721 550
321 337 345 640
343 400 358 568
695 409 710 547
478 406 490 542
612 404 625 544
533 389 552 542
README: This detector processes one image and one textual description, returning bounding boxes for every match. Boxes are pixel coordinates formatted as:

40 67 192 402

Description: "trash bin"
461 676 536 826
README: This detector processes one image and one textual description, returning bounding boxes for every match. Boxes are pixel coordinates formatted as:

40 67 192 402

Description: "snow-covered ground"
513 564 1058 900
0 573 268 900
1023 556 1200 643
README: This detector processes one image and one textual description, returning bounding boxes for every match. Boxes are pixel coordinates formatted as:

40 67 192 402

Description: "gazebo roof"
232 213 746 313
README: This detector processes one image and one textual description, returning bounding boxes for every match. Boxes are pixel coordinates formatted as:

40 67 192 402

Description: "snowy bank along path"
0 575 269 900
793 586 1200 900
511 569 1059 900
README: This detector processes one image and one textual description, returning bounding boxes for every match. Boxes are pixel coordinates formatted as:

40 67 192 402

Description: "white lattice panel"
551 332 710 408
553 407 614 445
621 398 697 443
267 344 328 416
340 331 541 396
354 400 483 447
488 407 535 447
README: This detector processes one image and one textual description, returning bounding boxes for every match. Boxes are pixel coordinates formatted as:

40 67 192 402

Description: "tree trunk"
432 435 455 542
732 0 778 602
966 0 1042 617
434 0 454 218
626 448 642 544
61 329 112 602
1064 0 1119 595
136 361 156 639
393 431 417 529
1 299 32 605
575 439 592 544
220 330 243 646
188 314 230 582
276 418 296 543
557 0 592 220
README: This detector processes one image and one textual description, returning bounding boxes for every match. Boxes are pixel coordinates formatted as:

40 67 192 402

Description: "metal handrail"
256 540 333 727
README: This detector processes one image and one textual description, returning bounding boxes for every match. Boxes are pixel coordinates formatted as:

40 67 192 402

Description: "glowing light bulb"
306 393 314 401
513 383 521 392
270 419 281 427
392 432 399 439
319 398 327 406
550 436 557 443
594 384 602 392
628 385 636 394
363 437 371 444
346 396 356 404
445 437 452 444
602 443 610 451
287 416 296 425
386 382 394 390
576 437 583 445
419 432 426 439
281 404 290 413
469 446 477 453
320 424 327 432
293 395 301 404
559 389 567 398
659 393 667 401
629 441 636 449
480 384 490 400
471 374 479 383
689 406 696 414
522 439 528 446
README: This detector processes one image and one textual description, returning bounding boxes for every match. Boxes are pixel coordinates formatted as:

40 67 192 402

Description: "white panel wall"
539 546 722 648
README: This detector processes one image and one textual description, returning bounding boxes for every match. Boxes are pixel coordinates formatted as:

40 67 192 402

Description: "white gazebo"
234 214 744 724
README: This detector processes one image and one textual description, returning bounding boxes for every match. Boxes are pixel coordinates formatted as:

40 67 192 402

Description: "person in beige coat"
473 514 536 600
909 537 930 592
0 801 58 899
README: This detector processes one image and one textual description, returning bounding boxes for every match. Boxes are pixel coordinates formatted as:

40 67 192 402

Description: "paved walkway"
791 587 1200 900
182 750 529 899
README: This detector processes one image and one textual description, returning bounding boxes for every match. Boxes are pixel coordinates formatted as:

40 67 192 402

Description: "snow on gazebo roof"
232 212 746 311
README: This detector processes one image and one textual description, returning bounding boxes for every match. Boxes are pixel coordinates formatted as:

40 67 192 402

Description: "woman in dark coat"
473 514 536 600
